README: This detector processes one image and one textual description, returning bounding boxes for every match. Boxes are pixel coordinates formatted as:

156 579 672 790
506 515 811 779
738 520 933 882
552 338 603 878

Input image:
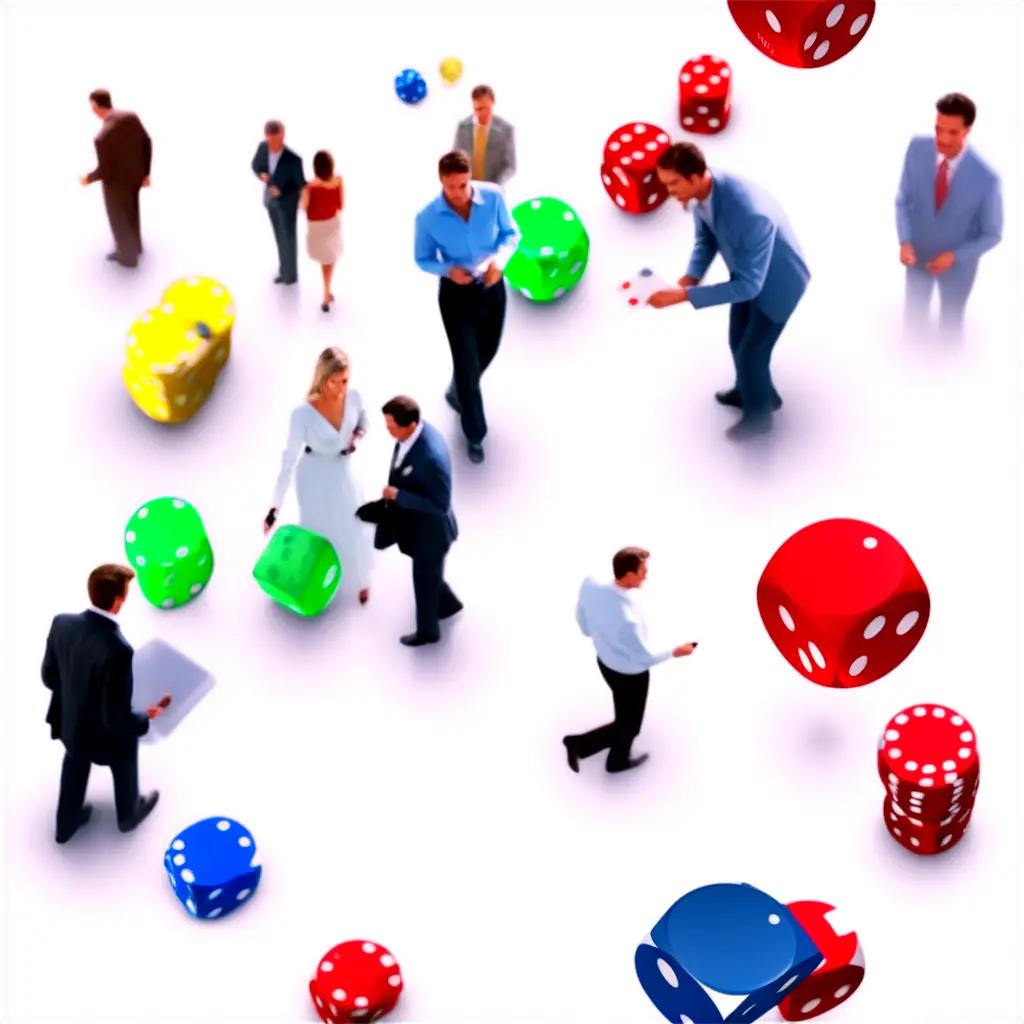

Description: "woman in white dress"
263 347 373 604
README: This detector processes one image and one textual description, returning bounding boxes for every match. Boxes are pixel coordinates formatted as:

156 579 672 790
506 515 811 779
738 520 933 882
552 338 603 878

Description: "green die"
124 497 214 609
252 525 342 617
504 197 590 302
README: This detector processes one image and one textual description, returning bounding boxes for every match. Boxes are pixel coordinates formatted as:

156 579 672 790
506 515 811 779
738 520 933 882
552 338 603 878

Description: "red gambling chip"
877 704 979 788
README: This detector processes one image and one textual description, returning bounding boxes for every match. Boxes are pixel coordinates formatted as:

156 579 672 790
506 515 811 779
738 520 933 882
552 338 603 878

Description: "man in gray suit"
453 85 516 187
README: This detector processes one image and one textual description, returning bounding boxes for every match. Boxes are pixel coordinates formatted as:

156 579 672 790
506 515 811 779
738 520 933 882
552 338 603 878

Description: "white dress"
271 391 373 593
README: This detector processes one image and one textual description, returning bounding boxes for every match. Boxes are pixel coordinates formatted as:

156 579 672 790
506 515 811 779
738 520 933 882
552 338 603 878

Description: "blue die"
394 68 427 104
635 883 823 1022
164 817 262 921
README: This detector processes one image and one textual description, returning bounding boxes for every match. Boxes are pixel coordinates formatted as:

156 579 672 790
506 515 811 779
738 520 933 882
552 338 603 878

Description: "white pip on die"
164 816 262 920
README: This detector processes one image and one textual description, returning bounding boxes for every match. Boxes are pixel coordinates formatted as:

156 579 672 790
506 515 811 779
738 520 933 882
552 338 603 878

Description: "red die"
727 1 875 69
600 122 672 214
309 940 404 1023
757 518 930 688
679 54 732 134
779 901 865 1020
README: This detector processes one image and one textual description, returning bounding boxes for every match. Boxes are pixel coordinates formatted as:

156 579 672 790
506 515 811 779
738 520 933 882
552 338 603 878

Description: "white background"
1 1 1021 1022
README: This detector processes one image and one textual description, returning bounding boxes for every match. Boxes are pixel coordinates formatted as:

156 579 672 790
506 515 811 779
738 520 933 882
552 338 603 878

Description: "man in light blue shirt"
414 149 519 464
563 547 697 775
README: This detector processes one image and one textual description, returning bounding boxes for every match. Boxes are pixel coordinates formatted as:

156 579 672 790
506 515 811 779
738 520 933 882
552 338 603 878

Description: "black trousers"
412 553 460 640
567 659 650 770
102 183 142 266
56 747 140 838
267 201 298 282
438 277 507 444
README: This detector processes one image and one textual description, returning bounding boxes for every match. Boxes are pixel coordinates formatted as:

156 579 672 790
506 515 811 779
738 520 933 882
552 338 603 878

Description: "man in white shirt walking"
563 547 696 774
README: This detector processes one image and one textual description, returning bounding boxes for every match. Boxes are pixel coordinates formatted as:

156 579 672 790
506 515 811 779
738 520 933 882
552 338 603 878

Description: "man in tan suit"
80 89 152 267
452 85 516 187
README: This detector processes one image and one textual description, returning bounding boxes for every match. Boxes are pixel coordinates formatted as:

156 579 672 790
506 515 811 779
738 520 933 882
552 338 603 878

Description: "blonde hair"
307 347 350 399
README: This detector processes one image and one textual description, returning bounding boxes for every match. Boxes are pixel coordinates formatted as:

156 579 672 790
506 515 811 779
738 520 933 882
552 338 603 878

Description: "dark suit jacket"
251 142 306 215
86 110 152 188
42 610 149 764
388 422 458 560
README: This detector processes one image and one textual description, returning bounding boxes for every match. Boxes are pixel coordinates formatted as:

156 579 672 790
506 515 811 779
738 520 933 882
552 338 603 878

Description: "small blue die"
164 817 262 921
394 68 427 104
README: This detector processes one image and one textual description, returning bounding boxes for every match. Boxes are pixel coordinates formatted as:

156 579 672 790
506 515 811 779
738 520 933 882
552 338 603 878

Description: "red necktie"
935 159 950 211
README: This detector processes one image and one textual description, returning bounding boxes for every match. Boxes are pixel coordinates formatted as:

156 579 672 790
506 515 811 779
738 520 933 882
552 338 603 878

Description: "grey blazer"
453 114 516 185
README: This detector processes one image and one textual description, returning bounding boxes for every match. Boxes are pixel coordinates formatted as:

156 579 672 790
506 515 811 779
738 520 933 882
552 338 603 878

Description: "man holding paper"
648 142 810 439
414 150 519 464
41 564 168 844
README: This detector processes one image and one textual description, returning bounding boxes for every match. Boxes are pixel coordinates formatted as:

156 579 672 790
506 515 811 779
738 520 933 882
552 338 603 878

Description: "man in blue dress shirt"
563 548 696 775
414 150 519 464
895 93 1002 337
648 143 810 439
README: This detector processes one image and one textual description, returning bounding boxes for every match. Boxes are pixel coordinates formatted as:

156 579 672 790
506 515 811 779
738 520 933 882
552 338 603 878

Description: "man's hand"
79 174 92 186
677 275 700 288
483 262 502 286
899 243 917 267
926 250 955 275
269 186 281 198
382 486 398 501
672 643 698 657
141 177 151 188
259 172 270 182
448 267 474 285
647 288 689 309
147 694 172 719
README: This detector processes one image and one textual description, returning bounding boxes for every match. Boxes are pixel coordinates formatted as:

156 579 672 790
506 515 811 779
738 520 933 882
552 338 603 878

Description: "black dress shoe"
274 275 285 283
445 386 462 414
562 738 580 773
715 388 783 410
439 599 464 620
118 790 160 833
467 442 485 464
400 633 440 647
726 416 773 440
106 252 120 261
56 804 93 844
606 753 649 773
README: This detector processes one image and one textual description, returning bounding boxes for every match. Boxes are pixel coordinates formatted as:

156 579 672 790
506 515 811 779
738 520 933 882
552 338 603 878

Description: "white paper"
130 638 215 742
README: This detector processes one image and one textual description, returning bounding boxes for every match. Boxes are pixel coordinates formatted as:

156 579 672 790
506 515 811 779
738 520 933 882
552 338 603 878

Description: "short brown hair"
264 119 284 136
656 142 707 178
612 547 650 580
936 92 976 127
471 85 495 101
88 564 135 610
381 395 421 427
313 150 334 180
89 89 112 109
439 150 471 178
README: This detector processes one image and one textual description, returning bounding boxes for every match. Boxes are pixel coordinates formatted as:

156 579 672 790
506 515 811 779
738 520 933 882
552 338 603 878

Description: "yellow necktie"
472 123 488 180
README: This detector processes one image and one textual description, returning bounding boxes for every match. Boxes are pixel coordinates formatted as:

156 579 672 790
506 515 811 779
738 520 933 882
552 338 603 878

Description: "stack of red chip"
877 703 979 855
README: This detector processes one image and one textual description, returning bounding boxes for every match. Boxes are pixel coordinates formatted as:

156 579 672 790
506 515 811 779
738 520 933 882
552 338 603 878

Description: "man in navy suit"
380 396 463 647
41 564 169 843
251 119 306 284
896 92 1002 337
649 142 810 439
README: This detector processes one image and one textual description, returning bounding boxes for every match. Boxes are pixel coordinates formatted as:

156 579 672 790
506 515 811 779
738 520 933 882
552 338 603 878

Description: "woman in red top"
300 150 344 312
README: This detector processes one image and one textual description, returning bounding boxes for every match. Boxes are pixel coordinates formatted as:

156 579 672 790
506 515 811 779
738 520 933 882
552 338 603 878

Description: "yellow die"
159 276 234 367
439 56 463 85
123 310 216 423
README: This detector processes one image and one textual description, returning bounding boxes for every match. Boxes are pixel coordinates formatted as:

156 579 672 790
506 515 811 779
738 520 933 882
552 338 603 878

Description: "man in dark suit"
251 119 306 284
379 396 462 646
80 89 152 268
42 564 168 843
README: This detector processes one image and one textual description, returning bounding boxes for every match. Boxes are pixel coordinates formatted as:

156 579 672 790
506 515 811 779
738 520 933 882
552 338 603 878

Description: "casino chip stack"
877 703 979 855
